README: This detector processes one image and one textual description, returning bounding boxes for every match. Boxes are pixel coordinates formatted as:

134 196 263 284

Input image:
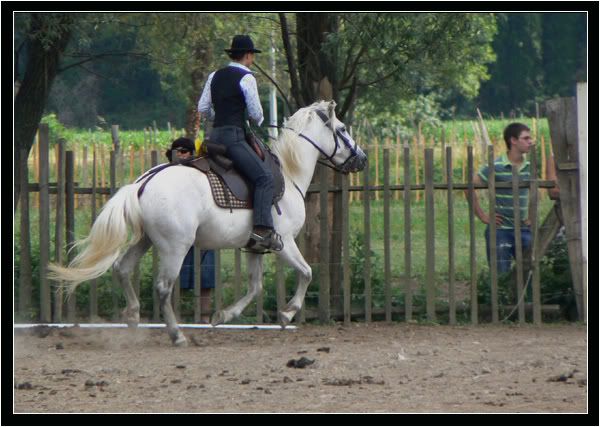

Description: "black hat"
166 137 195 161
224 35 261 54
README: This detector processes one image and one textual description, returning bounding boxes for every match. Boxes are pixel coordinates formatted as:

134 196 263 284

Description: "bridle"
271 108 361 174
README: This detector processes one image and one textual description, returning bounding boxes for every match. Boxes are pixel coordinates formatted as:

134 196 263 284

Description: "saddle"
187 139 285 212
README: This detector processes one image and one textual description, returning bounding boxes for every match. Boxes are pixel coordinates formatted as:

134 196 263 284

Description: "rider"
197 34 283 252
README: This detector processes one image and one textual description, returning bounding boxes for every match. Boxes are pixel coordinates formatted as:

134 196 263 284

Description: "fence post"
424 148 436 322
19 146 32 316
512 163 525 324
65 151 77 322
296 225 307 324
342 173 351 326
53 138 66 322
193 243 202 323
39 124 51 322
109 151 120 320
363 149 372 323
487 145 499 323
446 146 456 325
276 255 285 321
529 146 542 325
403 143 413 322
151 150 160 321
467 145 478 325
319 165 330 323
383 148 392 322
90 145 98 320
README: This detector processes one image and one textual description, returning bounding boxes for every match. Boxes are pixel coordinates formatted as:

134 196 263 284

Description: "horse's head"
292 101 367 174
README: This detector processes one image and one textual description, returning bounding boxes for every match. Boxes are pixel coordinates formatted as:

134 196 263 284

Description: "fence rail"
16 124 561 325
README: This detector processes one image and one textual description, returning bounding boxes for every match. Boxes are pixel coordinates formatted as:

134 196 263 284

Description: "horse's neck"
287 136 321 197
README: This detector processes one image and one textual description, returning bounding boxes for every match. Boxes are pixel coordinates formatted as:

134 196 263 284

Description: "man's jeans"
210 125 274 229
484 226 532 274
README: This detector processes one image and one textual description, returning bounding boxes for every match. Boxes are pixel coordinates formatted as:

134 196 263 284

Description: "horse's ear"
327 100 336 120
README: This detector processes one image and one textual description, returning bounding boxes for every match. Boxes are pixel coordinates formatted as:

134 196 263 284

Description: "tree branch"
278 12 305 108
252 61 293 115
58 51 150 73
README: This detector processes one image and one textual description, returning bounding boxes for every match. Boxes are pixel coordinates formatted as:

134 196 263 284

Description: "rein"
265 109 359 174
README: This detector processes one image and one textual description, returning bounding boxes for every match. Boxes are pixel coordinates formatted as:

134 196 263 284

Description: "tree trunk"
295 13 345 313
185 44 213 141
14 13 72 212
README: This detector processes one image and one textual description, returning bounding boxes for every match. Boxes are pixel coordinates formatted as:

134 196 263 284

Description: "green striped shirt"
478 153 530 229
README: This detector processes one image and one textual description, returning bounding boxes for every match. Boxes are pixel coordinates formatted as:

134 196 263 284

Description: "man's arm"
464 174 503 226
240 74 264 126
197 72 215 120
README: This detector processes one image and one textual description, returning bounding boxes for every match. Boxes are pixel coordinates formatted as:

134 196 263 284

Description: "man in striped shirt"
467 123 534 273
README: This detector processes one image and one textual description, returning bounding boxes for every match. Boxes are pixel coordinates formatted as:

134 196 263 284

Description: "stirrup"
246 230 284 252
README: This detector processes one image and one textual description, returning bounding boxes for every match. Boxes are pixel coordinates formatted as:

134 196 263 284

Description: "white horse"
48 100 367 346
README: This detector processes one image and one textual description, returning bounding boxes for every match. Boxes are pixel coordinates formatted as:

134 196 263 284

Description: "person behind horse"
166 137 216 323
466 123 534 276
197 34 283 252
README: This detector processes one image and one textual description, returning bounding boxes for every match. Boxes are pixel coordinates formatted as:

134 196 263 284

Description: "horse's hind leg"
154 249 190 346
276 237 312 326
211 252 264 326
113 234 152 327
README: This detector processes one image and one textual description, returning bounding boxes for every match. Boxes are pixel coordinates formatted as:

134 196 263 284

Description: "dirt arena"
13 322 587 413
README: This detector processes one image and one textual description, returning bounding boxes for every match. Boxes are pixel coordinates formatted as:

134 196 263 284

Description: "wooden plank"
19 146 32 316
296 225 306 325
151 151 160 321
90 146 98 320
576 82 588 323
110 151 120 320
529 146 542 325
446 146 456 325
234 248 242 303
512 164 525 324
276 256 285 319
53 139 66 322
383 148 392 322
546 96 584 321
193 243 202 323
424 148 436 322
65 151 76 322
342 174 351 326
319 165 330 323
363 148 372 323
38 124 51 322
403 143 413 322
487 145 499 323
467 145 478 324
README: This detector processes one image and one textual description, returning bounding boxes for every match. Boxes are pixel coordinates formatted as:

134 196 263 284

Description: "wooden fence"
16 123 562 326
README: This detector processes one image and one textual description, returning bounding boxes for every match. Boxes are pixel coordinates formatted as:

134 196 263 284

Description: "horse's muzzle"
342 151 368 174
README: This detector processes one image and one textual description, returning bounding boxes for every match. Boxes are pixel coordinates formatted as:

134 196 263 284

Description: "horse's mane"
272 100 331 180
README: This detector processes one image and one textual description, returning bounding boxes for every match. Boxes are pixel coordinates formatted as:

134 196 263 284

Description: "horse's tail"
47 183 143 295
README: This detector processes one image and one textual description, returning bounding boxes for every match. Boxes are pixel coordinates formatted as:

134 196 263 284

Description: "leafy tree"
15 13 74 209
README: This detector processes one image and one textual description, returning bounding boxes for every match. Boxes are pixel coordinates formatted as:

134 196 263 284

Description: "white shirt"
197 62 264 126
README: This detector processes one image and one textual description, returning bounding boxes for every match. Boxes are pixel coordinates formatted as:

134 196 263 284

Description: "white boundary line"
14 323 297 330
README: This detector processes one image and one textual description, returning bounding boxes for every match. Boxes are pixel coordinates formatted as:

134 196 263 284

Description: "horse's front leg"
211 251 264 326
276 236 312 326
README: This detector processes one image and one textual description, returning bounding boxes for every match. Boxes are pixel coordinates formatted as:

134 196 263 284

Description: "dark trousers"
179 248 216 290
210 125 274 229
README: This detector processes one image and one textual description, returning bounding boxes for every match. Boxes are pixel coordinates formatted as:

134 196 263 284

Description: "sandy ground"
13 322 587 413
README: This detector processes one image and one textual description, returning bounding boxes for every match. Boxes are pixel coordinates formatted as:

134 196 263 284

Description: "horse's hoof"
211 310 226 326
174 335 188 347
278 310 294 326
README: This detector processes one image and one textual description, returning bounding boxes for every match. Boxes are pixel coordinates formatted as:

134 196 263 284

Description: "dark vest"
211 66 252 128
